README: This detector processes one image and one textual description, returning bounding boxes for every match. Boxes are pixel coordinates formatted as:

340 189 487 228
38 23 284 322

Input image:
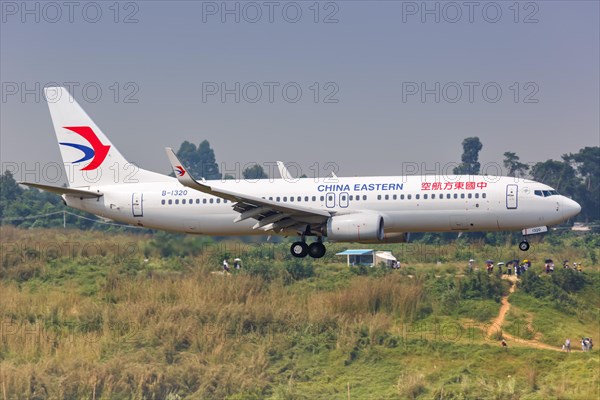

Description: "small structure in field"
336 249 398 268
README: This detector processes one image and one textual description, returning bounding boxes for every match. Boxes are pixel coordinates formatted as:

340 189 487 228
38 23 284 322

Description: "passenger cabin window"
482 193 487 199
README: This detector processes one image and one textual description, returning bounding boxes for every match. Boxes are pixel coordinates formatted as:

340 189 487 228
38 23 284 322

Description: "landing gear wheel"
290 242 308 258
518 240 530 251
308 242 326 259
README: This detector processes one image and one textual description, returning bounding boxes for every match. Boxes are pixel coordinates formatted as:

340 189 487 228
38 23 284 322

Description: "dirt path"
486 276 572 352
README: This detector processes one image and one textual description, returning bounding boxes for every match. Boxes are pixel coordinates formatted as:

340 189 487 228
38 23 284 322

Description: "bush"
242 260 282 282
284 259 315 281
459 271 505 301
550 268 586 292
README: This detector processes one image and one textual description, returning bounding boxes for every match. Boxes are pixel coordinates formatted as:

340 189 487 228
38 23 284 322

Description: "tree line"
1 138 597 229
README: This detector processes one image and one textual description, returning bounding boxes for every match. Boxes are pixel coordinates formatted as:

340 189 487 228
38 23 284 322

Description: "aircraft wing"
165 148 331 232
19 182 103 198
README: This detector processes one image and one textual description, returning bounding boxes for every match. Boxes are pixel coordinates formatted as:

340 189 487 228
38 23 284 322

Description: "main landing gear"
290 237 326 259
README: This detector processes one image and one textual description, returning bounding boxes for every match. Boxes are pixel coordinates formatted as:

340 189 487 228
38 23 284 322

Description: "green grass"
1 226 599 399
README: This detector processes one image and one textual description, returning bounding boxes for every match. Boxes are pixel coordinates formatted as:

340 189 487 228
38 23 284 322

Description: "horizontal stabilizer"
19 182 103 198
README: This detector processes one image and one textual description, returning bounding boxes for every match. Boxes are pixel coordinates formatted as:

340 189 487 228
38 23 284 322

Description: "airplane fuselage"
65 175 577 237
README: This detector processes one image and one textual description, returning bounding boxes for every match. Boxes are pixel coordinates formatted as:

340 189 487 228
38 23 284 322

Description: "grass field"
1 226 599 399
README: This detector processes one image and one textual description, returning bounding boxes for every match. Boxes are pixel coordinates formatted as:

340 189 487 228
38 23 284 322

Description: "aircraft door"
132 193 144 217
339 192 349 208
325 192 336 208
506 185 518 209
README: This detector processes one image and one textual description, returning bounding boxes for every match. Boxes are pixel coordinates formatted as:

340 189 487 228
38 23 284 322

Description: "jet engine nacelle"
326 213 384 242
358 232 409 244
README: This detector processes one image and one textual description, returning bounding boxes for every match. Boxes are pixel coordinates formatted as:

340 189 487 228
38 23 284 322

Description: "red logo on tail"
62 126 110 170
175 166 186 176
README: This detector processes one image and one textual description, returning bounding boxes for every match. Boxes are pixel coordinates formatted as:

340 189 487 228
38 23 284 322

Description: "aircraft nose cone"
563 198 581 219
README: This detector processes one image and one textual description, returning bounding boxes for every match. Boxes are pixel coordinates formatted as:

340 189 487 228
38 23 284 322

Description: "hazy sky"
1 1 598 182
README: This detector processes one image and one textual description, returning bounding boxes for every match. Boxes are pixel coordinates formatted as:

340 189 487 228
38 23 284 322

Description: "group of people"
222 258 242 272
477 259 531 276
562 338 594 352
468 258 584 276
581 337 594 352
543 259 583 273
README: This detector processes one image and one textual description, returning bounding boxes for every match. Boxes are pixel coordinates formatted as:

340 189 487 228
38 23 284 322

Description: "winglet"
277 161 292 180
165 147 208 189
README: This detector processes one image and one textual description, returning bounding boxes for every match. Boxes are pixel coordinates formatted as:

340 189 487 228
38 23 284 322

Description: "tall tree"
564 147 600 222
530 158 579 195
242 164 268 180
174 140 222 180
503 151 530 177
453 137 483 175
0 170 23 218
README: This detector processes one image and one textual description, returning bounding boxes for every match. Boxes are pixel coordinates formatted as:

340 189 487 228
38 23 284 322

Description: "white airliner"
21 87 581 258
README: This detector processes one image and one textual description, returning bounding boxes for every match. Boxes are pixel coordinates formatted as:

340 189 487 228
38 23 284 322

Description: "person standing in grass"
467 259 474 273
565 338 571 352
223 258 230 273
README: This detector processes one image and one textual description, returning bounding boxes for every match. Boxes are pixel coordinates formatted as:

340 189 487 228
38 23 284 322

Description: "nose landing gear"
518 240 530 251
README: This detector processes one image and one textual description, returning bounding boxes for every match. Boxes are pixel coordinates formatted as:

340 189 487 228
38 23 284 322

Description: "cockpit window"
535 189 560 197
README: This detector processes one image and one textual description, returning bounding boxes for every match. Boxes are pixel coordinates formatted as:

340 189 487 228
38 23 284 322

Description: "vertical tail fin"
45 87 167 187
